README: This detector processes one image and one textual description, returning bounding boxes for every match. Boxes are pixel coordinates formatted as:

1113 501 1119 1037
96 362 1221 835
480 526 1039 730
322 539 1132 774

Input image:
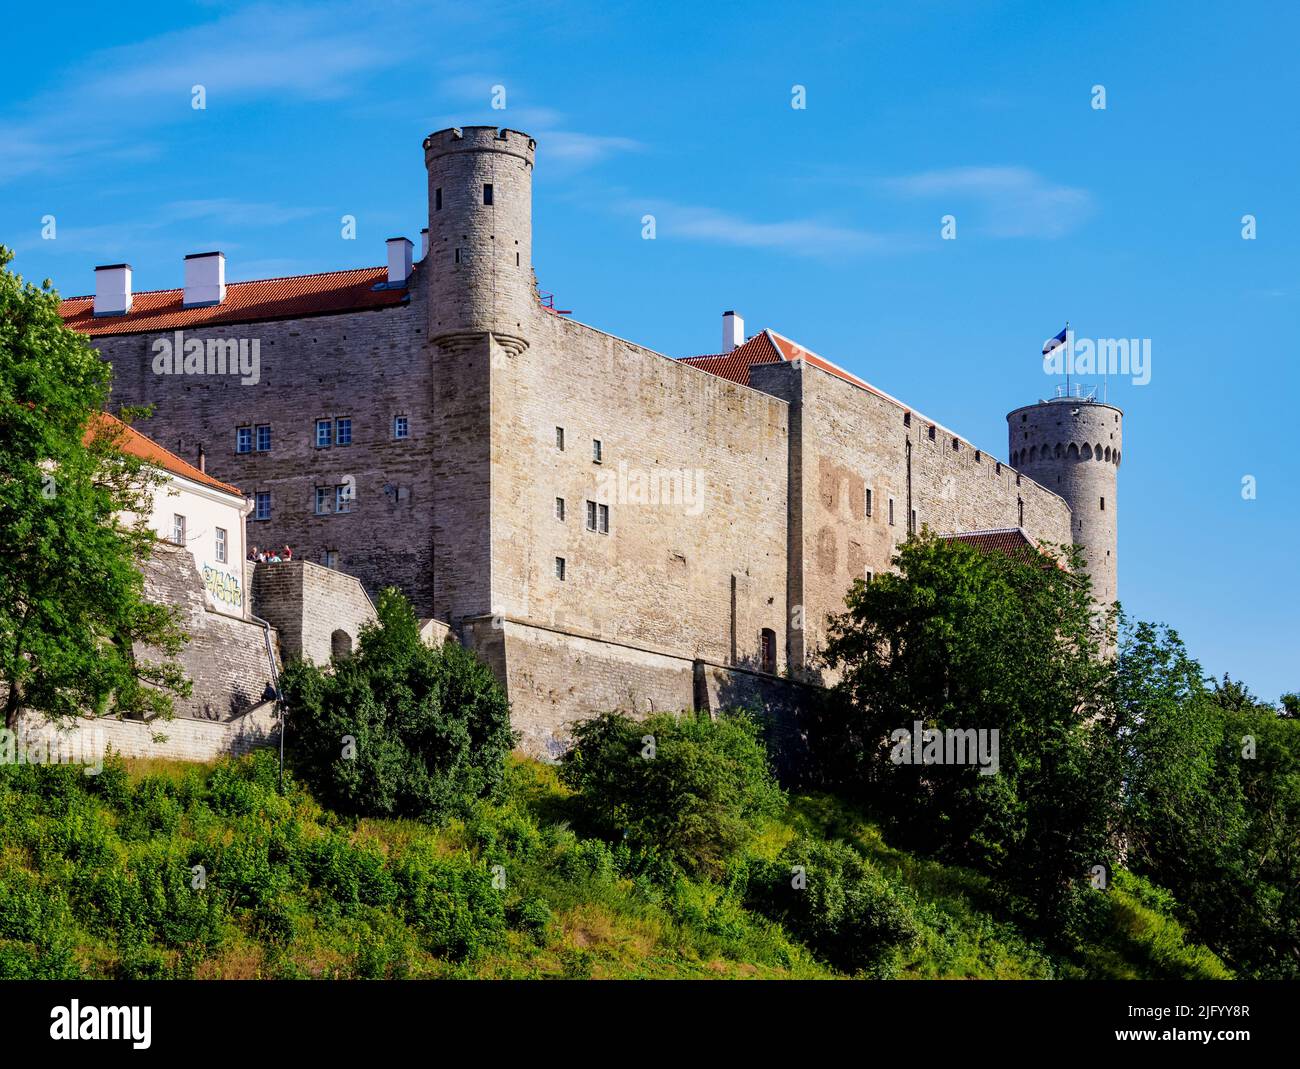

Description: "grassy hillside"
0 751 1230 980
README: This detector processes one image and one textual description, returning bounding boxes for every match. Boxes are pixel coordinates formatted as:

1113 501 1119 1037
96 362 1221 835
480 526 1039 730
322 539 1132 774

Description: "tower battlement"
422 126 536 164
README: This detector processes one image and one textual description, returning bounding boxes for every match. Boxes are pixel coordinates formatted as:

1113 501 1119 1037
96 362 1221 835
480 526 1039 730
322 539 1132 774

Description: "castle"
60 126 1123 756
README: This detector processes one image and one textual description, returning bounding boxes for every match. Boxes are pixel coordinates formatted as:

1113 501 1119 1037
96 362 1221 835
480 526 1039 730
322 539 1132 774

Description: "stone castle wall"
250 560 378 666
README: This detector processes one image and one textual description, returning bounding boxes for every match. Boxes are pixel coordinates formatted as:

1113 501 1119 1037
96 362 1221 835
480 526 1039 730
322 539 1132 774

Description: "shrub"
392 844 506 960
282 589 515 823
559 710 786 873
747 837 918 975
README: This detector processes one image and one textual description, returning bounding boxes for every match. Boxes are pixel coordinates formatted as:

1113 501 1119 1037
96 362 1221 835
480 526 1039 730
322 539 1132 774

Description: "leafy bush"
559 709 786 873
747 837 918 976
281 588 515 823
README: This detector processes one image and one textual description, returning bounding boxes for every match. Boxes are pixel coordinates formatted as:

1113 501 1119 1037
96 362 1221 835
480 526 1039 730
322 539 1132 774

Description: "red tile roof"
85 411 242 497
679 332 783 386
941 528 1036 555
59 266 409 337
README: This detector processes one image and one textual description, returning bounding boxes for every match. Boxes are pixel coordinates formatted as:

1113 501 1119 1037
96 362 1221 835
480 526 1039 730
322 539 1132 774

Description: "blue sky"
3 0 1296 701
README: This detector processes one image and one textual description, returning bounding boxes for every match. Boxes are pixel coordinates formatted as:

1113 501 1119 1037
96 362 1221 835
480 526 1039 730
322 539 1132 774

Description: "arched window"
1082 443 1093 460
1104 446 1111 462
1095 442 1103 460
1054 443 1064 459
331 629 353 660
1067 443 1079 459
1029 446 1038 461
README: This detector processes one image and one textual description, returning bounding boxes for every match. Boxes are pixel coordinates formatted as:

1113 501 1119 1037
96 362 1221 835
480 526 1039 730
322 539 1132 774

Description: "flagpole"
1064 320 1070 398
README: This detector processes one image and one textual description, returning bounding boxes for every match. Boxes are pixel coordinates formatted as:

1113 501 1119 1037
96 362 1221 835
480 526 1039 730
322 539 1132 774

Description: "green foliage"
821 531 1120 935
559 709 786 874
280 588 515 822
1115 620 1300 977
0 244 188 729
747 836 919 975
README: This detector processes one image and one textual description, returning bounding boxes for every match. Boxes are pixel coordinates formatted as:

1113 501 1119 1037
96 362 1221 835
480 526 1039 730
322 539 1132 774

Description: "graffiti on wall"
202 565 243 610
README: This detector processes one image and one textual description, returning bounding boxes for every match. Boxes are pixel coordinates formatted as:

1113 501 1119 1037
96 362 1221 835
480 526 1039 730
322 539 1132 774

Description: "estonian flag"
1042 326 1068 357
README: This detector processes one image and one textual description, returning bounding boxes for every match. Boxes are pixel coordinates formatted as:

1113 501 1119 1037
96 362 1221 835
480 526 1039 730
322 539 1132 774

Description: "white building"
90 412 250 618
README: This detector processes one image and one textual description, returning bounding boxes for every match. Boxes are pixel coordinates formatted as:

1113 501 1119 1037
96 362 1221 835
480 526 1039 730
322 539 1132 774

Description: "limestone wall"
251 560 377 666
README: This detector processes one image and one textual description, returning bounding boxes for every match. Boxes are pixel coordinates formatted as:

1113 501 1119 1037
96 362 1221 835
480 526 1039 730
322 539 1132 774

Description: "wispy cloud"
0 3 427 184
883 166 1093 238
633 202 888 257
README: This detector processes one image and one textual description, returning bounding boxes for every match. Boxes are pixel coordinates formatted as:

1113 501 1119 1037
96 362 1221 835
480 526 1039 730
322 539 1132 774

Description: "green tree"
821 531 1120 934
559 709 786 874
280 588 515 822
0 245 188 730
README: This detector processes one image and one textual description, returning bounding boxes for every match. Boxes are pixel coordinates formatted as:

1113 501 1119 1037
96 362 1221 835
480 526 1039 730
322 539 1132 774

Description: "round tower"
1007 397 1123 607
422 126 536 353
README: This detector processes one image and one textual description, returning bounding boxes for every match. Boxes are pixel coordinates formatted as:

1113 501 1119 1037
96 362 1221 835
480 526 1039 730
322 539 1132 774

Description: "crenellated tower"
422 126 536 355
1007 397 1123 607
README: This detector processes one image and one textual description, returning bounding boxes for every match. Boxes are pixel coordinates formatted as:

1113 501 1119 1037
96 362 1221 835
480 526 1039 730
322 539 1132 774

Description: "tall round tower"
1007 397 1123 607
422 126 536 354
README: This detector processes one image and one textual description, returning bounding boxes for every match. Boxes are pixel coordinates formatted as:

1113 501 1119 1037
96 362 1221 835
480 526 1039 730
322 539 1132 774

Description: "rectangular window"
255 424 271 452
336 484 353 514
322 549 338 569
865 570 874 583
393 416 409 440
592 439 602 464
316 419 332 448
236 426 252 454
254 492 271 521
555 556 566 581
598 503 610 534
888 497 895 526
910 509 917 533
315 487 331 515
555 497 566 521
555 426 565 451
435 188 442 211
928 425 936 441
171 514 186 545
586 500 598 531
483 183 494 205
455 248 461 264
865 488 873 517
903 411 911 427
1100 496 1106 511
335 418 352 446
215 527 227 563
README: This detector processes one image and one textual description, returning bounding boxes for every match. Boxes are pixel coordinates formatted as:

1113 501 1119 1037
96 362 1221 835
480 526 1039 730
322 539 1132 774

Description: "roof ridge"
59 264 389 304
89 411 242 497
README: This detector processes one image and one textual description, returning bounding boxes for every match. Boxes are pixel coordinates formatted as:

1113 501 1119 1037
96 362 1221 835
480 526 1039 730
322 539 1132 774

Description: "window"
910 509 917 533
975 450 982 463
555 427 565 451
1100 496 1106 511
928 425 936 441
215 527 227 562
435 187 442 211
483 183 494 205
336 484 353 514
592 439 602 464
555 556 566 581
888 497 895 526
255 424 271 452
1018 497 1024 527
322 549 338 569
171 514 186 545
555 497 566 521
254 492 271 521
952 436 960 451
865 570 874 583
335 418 352 446
394 416 409 440
236 426 252 454
903 411 911 427
865 488 873 517
315 487 331 515
760 628 777 674
586 500 598 531
455 248 461 264
598 503 610 534
316 420 332 448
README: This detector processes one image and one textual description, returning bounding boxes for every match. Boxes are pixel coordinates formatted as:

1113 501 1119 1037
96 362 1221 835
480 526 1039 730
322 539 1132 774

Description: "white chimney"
420 228 429 260
94 264 132 316
387 237 413 286
183 252 226 307
722 310 744 352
